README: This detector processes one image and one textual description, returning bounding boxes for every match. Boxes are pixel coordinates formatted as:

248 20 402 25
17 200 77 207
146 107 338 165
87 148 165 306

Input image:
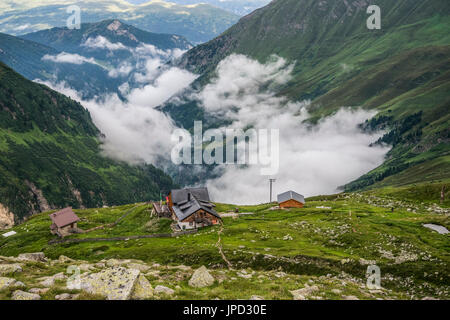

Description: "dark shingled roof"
277 191 305 204
171 188 220 222
49 207 79 228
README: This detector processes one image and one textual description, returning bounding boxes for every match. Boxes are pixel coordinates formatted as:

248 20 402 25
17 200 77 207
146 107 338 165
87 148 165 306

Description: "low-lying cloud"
42 52 99 65
39 52 390 204
197 55 390 204
82 35 128 51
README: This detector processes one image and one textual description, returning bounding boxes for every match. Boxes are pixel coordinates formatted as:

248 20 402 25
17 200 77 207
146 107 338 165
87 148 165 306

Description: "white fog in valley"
39 52 390 205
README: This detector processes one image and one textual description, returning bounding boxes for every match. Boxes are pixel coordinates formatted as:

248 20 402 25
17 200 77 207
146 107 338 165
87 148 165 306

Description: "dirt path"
216 223 233 270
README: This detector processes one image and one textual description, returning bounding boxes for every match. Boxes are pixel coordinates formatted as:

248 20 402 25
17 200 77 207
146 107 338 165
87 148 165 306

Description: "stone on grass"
55 293 79 300
154 285 175 295
250 295 264 300
131 275 154 300
17 252 46 262
38 272 67 287
188 266 215 288
128 263 150 272
12 290 41 300
77 267 140 300
58 255 75 263
342 295 360 300
290 285 319 300
331 289 342 294
29 288 50 295
0 277 17 290
0 264 22 275
39 277 55 287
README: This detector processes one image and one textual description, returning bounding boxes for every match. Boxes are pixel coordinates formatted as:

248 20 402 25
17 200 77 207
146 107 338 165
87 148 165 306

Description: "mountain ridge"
0 0 239 43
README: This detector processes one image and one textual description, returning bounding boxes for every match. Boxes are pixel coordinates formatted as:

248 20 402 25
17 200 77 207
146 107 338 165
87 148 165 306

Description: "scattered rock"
131 275 154 300
78 264 94 271
237 270 253 279
29 288 50 295
342 295 359 300
17 252 46 262
128 263 150 272
290 285 319 300
58 255 75 263
188 266 215 288
154 285 175 295
39 277 55 287
250 295 264 300
55 293 79 300
331 289 342 294
283 234 293 241
38 272 66 287
12 290 41 300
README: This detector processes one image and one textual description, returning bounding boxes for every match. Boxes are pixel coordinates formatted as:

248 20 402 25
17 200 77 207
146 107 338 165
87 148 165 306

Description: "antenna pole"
269 179 276 203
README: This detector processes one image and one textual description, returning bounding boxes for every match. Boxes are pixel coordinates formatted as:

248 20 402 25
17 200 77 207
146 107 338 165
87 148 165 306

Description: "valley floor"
0 187 449 300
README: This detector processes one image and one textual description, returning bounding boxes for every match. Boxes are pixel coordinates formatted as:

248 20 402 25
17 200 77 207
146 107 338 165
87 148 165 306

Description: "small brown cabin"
49 207 80 237
277 191 306 209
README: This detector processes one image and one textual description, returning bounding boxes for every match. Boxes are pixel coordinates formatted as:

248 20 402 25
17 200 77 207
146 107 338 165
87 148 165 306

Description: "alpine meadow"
0 0 448 311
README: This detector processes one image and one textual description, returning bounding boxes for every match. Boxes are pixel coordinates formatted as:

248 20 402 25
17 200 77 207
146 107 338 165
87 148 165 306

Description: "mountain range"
0 0 239 43
126 0 273 16
0 19 191 99
171 0 450 190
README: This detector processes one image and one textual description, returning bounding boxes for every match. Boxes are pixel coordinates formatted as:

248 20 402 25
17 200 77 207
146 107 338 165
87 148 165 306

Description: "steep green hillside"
0 62 176 222
172 0 450 189
0 0 239 43
0 187 448 299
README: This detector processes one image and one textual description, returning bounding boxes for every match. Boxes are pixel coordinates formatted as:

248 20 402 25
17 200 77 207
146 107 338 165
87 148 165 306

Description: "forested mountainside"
0 62 176 222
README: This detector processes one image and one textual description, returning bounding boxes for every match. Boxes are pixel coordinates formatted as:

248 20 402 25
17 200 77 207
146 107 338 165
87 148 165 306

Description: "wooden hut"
277 191 306 208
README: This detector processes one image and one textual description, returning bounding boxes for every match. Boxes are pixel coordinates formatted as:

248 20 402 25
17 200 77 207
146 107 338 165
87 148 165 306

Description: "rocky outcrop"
77 267 140 300
188 266 215 288
0 203 14 229
25 181 51 212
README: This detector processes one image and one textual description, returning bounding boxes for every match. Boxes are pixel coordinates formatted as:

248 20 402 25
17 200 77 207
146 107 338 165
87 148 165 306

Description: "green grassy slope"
172 0 450 189
0 62 176 221
0 187 448 299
